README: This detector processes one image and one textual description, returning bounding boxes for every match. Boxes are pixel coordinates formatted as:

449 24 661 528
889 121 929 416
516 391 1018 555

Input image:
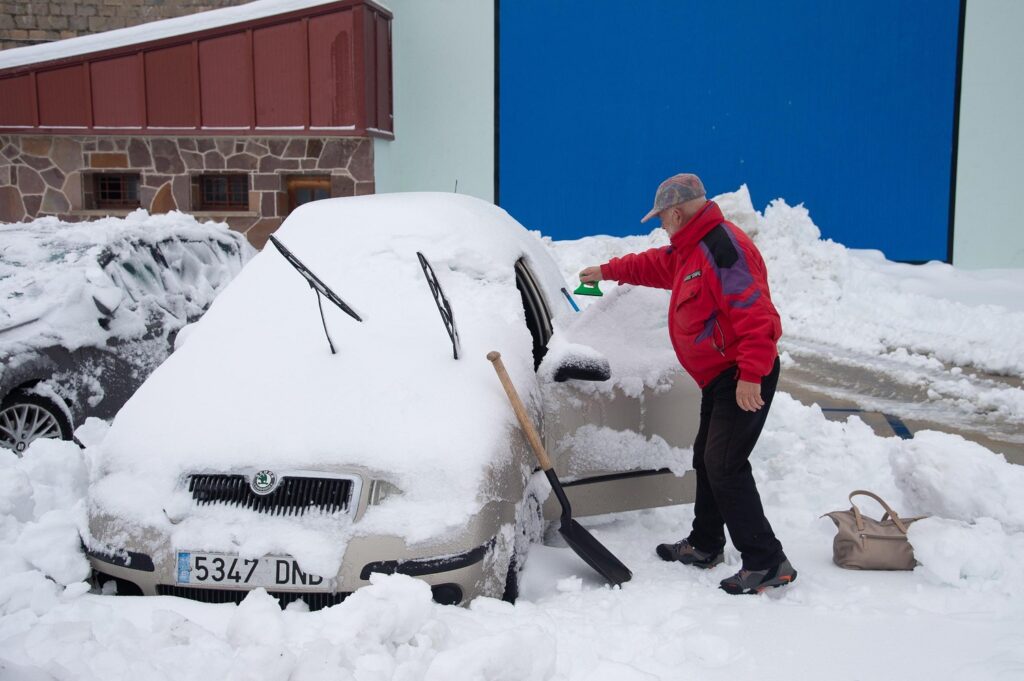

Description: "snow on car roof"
0 210 251 351
95 193 571 544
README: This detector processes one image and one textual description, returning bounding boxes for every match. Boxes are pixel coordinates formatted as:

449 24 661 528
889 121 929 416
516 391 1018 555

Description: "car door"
512 258 642 476
520 263 700 480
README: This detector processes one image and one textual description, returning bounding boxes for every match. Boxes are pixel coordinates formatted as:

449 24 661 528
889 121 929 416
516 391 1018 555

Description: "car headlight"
367 480 401 505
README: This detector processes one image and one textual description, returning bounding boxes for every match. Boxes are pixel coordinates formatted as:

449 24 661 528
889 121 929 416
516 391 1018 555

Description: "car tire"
502 490 544 603
0 390 74 455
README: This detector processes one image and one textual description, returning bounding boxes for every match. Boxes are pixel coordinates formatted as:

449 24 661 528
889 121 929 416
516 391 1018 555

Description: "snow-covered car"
0 213 252 454
86 193 700 607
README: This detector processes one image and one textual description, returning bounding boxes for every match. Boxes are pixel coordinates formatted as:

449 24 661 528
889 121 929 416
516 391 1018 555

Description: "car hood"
94 193 570 534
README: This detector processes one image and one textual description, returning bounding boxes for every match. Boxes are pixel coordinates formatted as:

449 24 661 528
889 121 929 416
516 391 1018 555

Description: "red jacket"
600 201 781 387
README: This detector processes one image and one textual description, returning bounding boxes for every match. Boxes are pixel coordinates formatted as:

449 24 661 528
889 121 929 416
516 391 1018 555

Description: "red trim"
0 0 392 138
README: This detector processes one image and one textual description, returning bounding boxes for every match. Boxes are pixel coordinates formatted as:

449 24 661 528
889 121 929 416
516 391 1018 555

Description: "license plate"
176 552 333 589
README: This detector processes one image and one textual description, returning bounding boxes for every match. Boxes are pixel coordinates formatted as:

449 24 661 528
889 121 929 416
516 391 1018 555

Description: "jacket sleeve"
600 246 676 290
704 242 781 384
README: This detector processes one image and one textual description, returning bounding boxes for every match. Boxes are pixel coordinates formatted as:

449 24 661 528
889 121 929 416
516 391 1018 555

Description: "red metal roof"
0 0 392 137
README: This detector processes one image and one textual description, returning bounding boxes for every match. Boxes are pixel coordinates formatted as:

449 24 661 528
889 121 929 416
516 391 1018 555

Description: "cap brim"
640 208 659 224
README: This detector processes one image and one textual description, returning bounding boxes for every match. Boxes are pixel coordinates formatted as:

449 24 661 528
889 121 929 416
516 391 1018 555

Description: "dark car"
1 213 252 454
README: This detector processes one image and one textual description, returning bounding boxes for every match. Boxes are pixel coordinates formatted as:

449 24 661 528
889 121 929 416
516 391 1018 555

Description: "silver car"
86 193 699 607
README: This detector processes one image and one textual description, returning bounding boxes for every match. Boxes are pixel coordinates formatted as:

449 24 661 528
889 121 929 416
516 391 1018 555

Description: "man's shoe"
655 540 724 568
719 559 797 595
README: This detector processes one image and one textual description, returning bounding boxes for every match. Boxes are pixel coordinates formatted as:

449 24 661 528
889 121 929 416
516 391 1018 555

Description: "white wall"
953 0 1024 268
373 0 494 202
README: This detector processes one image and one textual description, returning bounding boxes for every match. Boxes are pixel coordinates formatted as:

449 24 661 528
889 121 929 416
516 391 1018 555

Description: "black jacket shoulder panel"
700 224 739 269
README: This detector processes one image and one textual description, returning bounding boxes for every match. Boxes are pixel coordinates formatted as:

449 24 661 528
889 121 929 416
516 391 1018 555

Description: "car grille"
188 474 354 515
156 585 349 611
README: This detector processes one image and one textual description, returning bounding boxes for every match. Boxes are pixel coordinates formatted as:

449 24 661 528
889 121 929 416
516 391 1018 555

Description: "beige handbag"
822 490 927 570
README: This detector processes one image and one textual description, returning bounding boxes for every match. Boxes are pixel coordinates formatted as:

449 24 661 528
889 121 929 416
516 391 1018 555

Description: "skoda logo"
251 470 278 495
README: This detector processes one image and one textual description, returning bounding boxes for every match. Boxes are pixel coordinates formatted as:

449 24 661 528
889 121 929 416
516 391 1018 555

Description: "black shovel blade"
559 518 633 586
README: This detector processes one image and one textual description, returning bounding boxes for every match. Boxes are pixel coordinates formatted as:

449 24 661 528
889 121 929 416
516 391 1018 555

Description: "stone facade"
0 135 375 247
0 0 250 50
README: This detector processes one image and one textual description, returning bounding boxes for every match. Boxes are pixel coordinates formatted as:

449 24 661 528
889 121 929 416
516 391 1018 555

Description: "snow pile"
549 184 1024 377
0 437 90 619
0 210 252 360
4 394 1024 679
549 185 1024 428
750 193 1024 375
891 431 1024 531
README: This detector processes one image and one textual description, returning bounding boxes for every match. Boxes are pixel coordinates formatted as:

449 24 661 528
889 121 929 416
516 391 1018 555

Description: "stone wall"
1 1 250 50
0 135 375 247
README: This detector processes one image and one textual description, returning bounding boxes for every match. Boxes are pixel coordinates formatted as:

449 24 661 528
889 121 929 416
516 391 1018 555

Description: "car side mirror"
553 355 611 382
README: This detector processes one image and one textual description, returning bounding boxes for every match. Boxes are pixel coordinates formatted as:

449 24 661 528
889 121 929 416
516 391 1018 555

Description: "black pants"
686 357 785 571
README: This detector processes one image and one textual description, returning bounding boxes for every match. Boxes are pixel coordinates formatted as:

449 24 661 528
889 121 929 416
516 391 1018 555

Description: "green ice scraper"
573 281 603 297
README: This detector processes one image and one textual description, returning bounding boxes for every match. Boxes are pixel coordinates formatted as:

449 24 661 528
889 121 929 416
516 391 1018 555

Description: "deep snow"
2 189 1024 680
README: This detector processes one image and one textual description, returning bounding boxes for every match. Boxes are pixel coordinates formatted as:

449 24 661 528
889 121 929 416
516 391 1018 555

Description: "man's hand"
579 266 603 283
736 380 764 412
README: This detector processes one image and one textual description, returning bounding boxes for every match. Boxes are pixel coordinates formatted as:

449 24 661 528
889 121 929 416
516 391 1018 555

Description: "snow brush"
487 351 632 587
573 281 603 297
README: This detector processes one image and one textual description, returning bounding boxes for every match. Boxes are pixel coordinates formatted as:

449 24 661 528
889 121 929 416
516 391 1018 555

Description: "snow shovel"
487 351 632 586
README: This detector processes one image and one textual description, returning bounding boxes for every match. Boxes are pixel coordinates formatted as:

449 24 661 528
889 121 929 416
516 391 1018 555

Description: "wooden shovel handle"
487 351 554 471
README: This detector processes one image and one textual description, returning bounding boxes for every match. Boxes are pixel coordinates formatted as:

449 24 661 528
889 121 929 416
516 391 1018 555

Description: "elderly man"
579 173 796 595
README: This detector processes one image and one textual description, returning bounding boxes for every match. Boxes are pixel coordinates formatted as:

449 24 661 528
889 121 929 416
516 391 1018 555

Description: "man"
579 173 796 595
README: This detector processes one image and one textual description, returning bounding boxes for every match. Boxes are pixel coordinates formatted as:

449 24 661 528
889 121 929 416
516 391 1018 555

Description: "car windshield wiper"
416 252 461 359
268 235 363 355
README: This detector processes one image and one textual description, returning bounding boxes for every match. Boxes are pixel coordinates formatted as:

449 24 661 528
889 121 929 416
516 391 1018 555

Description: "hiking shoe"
719 559 797 595
655 540 724 568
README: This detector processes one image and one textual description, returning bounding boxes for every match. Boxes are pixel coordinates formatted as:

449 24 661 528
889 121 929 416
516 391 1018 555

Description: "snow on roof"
93 193 571 549
0 0 383 72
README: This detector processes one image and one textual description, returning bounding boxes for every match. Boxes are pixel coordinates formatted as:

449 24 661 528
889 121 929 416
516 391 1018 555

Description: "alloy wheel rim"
0 403 63 454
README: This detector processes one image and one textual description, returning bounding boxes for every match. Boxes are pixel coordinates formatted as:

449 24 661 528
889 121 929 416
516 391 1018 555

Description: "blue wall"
499 0 961 262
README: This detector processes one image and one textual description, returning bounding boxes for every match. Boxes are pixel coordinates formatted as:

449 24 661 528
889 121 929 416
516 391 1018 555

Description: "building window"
194 174 250 211
87 173 141 209
286 176 331 214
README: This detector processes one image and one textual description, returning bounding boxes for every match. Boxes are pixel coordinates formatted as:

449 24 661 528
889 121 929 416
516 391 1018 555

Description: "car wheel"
502 490 544 603
0 390 74 456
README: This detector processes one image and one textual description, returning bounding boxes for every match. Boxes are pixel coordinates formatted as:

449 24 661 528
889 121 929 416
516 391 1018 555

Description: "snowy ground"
3 190 1024 680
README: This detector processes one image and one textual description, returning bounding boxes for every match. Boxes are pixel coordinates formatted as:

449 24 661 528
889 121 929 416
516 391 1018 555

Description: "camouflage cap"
640 173 706 223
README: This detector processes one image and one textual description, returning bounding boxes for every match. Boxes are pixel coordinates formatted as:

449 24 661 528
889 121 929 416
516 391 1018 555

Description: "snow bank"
0 437 90 619
549 185 1024 428
891 431 1024 531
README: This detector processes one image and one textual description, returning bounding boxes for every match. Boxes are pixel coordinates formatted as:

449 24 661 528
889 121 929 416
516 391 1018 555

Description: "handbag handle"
848 490 909 534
